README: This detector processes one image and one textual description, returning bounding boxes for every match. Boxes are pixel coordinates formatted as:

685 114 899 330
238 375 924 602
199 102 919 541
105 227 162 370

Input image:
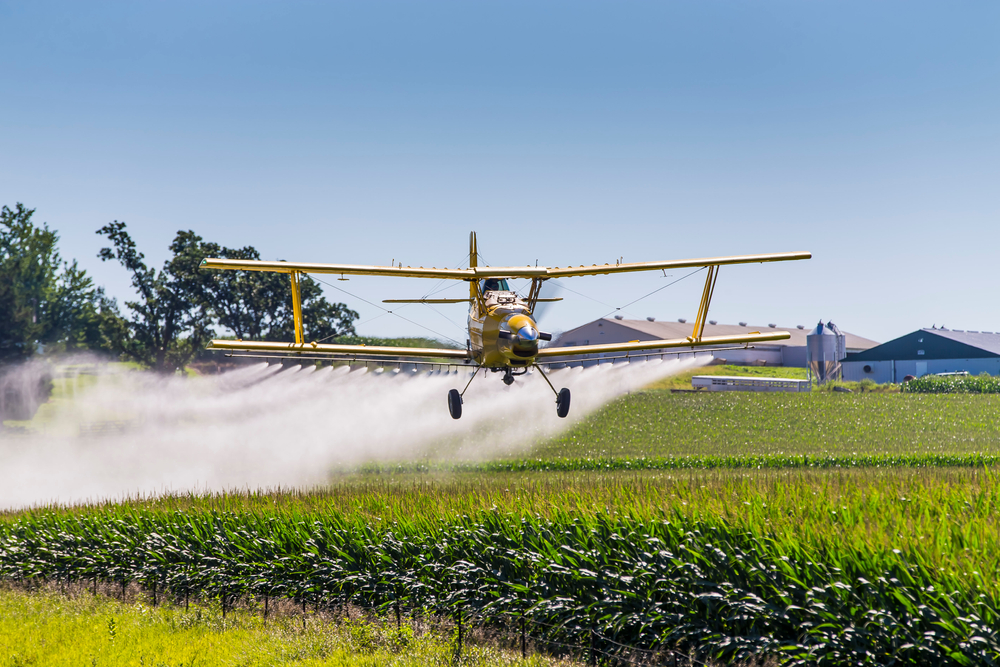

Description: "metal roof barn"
843 328 1000 383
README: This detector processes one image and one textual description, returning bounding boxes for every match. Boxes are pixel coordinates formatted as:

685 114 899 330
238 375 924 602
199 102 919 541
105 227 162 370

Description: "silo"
807 320 846 384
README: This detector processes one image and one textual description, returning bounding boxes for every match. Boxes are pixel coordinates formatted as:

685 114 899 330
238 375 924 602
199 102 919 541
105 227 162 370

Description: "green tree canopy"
167 230 358 343
0 204 119 363
97 221 212 373
98 224 359 372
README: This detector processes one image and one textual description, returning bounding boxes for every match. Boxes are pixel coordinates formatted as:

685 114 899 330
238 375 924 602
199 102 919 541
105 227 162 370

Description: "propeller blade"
532 280 563 322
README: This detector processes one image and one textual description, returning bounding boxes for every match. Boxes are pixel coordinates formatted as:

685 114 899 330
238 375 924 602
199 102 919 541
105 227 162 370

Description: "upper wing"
209 339 471 360
543 251 812 278
201 258 475 280
202 252 810 280
201 258 549 280
535 331 792 358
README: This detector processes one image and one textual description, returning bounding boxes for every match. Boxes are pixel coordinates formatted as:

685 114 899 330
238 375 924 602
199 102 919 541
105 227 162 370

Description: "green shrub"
815 379 899 393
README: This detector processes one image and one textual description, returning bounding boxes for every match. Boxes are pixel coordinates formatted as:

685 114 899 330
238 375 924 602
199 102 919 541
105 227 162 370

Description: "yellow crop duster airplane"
202 233 810 419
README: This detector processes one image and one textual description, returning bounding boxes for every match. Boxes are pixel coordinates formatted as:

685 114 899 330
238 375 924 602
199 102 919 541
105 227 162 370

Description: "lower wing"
208 339 471 360
535 331 791 358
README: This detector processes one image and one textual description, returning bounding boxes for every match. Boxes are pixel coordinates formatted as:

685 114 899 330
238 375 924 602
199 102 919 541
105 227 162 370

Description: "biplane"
201 233 810 419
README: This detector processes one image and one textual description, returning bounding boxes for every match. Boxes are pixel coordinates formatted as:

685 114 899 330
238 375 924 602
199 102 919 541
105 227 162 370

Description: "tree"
97 225 357 372
97 222 212 373
0 203 120 363
167 230 358 343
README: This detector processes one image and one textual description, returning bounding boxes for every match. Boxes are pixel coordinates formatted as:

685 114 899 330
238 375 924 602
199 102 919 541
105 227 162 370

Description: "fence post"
589 628 596 666
264 594 269 620
395 600 401 631
520 614 526 659
456 608 463 662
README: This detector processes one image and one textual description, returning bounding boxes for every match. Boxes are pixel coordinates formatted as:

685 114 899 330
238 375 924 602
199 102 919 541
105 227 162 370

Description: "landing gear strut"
448 364 570 419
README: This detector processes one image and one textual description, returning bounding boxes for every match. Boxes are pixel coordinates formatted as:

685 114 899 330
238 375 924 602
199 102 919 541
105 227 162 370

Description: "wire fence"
3 576 707 666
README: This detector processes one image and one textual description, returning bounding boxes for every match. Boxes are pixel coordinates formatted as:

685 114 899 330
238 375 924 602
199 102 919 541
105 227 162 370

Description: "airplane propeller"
530 279 563 323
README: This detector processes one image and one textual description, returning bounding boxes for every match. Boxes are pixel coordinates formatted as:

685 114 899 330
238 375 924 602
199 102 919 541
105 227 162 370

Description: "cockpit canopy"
481 278 510 293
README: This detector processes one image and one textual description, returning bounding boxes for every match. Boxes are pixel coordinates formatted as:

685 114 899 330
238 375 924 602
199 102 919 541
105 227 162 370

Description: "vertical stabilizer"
469 232 478 300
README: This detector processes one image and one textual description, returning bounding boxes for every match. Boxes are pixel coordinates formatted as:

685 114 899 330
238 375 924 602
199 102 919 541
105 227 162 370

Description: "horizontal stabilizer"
382 297 563 304
383 298 471 304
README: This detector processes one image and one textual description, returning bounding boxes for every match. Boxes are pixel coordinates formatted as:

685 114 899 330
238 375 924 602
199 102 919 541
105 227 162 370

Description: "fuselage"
468 282 541 368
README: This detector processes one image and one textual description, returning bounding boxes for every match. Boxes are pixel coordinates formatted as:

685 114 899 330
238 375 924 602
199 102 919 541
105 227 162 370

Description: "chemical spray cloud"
0 355 707 508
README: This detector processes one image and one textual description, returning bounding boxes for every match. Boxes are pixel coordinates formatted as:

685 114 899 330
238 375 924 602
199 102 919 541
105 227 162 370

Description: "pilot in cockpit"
481 278 509 292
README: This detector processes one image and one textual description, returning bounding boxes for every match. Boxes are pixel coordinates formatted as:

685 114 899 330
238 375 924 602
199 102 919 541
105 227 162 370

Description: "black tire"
556 388 571 418
448 389 463 419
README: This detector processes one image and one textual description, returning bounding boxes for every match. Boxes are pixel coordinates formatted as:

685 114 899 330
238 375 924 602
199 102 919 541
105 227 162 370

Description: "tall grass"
0 585 556 666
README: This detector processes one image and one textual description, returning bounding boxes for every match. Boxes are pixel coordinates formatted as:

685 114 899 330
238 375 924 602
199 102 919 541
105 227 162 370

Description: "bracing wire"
597 267 706 320
312 275 466 347
420 251 473 299
421 302 468 336
551 280 618 310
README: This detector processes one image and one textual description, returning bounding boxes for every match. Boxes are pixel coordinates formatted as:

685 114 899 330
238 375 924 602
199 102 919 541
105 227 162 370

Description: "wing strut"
290 271 304 344
690 265 719 343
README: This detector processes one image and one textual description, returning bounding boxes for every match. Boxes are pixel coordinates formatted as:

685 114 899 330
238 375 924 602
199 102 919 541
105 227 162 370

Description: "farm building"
550 318 878 367
842 328 1000 383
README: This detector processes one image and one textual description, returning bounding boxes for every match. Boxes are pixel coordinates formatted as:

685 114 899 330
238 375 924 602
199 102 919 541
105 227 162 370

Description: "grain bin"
807 320 846 384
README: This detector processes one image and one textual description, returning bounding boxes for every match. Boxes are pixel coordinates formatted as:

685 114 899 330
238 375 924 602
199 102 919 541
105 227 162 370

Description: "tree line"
0 203 358 374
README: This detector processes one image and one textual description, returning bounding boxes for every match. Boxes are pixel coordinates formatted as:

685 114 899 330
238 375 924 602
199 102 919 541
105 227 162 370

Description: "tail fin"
469 232 478 300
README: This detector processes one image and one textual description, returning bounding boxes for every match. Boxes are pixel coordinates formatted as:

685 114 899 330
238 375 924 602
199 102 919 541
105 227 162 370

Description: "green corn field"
532 391 1000 460
902 375 1000 394
2 468 999 665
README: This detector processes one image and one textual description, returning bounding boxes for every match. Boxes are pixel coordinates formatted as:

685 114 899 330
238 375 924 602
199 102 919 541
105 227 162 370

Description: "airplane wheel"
448 389 463 420
556 388 571 418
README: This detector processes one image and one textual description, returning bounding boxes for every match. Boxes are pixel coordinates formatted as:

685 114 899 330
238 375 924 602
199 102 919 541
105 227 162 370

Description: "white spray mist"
0 355 707 508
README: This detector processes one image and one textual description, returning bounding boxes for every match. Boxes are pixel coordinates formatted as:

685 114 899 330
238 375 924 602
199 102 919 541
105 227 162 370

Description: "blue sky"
2 1 997 343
